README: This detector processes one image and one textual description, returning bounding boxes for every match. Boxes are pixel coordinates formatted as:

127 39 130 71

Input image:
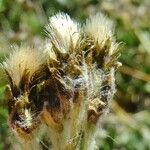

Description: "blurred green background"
0 0 150 149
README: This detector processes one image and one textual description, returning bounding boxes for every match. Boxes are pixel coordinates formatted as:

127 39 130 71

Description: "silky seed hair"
84 13 114 44
45 12 80 53
3 46 45 87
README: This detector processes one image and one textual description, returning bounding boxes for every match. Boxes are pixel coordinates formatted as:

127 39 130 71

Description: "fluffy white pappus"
46 12 80 53
84 13 114 45
3 46 45 87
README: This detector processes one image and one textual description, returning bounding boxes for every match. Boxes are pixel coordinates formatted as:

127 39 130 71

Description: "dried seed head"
43 12 121 149
2 46 46 140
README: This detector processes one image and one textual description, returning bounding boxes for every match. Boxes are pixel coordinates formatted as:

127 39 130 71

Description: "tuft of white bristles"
3 46 45 87
46 12 80 53
84 13 114 45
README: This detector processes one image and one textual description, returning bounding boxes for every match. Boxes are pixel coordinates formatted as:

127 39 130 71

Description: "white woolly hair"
46 12 80 53
84 13 114 44
3 46 45 87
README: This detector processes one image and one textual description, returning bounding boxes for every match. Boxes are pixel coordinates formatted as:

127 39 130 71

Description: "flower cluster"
3 12 121 150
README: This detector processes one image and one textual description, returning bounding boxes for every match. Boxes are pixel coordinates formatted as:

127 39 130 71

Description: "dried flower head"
3 12 121 150
3 46 47 142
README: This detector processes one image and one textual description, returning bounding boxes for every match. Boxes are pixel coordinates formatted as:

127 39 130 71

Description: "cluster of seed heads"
2 12 121 150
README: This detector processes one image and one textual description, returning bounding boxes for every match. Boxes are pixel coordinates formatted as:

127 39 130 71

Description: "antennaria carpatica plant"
2 12 121 150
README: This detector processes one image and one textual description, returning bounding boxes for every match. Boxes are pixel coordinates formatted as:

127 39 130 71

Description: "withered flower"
3 12 121 150
3 46 48 148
